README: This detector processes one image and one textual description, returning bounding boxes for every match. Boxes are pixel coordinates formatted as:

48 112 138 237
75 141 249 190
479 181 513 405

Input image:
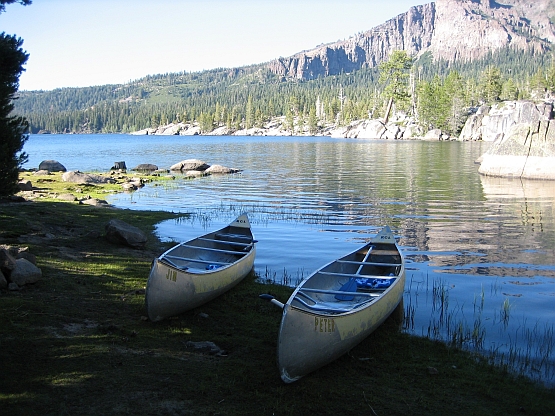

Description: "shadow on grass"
1 200 554 415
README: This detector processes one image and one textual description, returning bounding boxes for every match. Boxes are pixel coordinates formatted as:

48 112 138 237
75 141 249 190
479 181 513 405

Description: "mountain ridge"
266 0 555 81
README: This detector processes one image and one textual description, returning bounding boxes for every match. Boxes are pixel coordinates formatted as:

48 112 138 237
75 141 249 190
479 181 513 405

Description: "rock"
423 129 442 141
169 159 210 172
476 101 555 179
10 258 42 286
17 180 33 191
0 248 17 275
58 193 78 201
185 341 226 356
8 282 19 291
80 198 110 207
383 125 401 140
9 246 37 265
204 165 241 174
111 161 127 171
183 170 206 178
0 270 7 289
133 163 158 172
39 160 67 172
62 171 116 184
33 170 51 175
357 120 387 139
122 182 138 191
105 219 147 249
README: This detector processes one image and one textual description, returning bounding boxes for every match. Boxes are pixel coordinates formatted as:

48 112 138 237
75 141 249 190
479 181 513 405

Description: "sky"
1 0 421 91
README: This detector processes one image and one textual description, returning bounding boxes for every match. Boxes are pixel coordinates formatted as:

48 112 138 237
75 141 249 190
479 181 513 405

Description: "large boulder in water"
204 164 241 174
133 163 158 172
169 159 209 172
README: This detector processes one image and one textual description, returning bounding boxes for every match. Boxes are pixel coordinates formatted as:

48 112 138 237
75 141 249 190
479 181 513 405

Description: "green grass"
1 178 554 415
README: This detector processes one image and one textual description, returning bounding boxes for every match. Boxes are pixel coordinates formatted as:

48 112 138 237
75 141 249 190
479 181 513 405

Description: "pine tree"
0 31 29 197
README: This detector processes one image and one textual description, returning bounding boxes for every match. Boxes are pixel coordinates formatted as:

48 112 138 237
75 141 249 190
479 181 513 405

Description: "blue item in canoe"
355 278 393 289
206 264 222 270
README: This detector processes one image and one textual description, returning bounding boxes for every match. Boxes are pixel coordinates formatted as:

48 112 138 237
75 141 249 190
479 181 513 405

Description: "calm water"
24 134 555 384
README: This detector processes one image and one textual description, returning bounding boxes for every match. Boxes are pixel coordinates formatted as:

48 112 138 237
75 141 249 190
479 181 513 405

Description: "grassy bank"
1 176 554 415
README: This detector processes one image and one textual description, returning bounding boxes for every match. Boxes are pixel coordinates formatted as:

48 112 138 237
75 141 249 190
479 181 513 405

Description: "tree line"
13 47 555 137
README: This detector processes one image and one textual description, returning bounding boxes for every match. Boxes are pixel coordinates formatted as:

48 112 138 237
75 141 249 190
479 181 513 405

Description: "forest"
12 47 555 136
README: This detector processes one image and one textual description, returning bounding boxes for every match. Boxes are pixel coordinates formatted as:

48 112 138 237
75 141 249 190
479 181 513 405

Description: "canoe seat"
295 291 374 313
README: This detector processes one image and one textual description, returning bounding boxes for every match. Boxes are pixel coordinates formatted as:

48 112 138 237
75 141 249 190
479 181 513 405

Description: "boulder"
33 170 51 175
0 269 7 289
111 161 127 171
169 159 209 172
383 125 401 140
423 129 443 141
205 165 241 174
0 248 17 275
105 219 147 249
17 180 33 191
357 120 387 139
39 160 67 172
80 198 110 207
184 170 206 178
133 163 158 172
58 193 78 201
62 171 115 184
10 258 42 286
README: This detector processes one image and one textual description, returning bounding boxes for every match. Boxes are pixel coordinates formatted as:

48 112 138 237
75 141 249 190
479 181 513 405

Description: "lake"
23 134 555 385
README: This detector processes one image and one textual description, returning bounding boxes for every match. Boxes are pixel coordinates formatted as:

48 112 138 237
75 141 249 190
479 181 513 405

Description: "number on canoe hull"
315 317 335 333
165 269 177 282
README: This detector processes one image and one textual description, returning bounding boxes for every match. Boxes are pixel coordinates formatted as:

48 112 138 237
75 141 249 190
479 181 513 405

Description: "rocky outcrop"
267 0 555 81
327 115 429 140
471 101 555 179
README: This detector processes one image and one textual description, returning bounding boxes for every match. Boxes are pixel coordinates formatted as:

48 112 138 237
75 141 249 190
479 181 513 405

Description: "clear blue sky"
1 0 421 91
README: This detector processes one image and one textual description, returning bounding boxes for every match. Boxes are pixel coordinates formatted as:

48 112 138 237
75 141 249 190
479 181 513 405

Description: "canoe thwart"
336 260 401 267
298 288 380 297
163 255 231 266
180 244 247 255
317 271 398 279
197 237 253 247
215 232 254 242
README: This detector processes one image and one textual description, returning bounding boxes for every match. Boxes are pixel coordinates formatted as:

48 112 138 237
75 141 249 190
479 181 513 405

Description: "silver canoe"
267 225 405 383
146 213 256 322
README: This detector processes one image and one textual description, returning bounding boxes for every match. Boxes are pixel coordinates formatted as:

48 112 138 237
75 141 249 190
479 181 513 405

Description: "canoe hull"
145 214 255 321
276 225 405 383
277 270 404 383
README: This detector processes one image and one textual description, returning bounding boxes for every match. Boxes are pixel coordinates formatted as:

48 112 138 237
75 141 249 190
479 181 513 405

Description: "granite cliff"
267 0 555 80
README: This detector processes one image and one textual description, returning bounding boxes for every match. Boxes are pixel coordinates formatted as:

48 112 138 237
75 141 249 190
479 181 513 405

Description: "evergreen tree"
479 66 502 103
378 50 413 117
245 95 254 130
500 78 519 100
0 30 29 197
